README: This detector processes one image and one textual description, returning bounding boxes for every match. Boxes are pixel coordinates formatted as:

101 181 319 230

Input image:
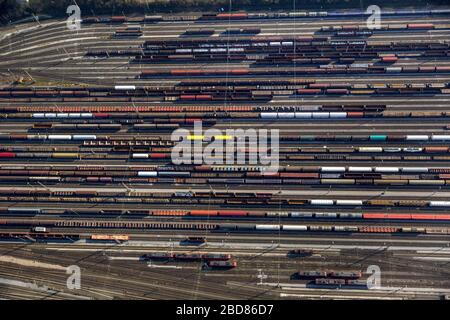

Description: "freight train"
140 66 450 78
2 218 449 234
142 252 231 261
3 162 450 187
80 10 450 25
2 81 449 105
2 205 450 221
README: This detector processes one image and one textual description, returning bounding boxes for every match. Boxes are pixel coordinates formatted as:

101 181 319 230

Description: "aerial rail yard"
0 7 450 301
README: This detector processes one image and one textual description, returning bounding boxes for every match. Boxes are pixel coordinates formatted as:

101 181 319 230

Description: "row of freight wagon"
3 164 450 174
137 23 439 41
9 138 450 147
5 207 450 221
0 231 80 241
140 66 450 77
4 93 450 103
9 110 450 119
23 122 450 132
2 219 449 235
3 165 450 175
142 37 447 51
257 110 450 118
6 99 448 108
87 134 450 144
294 270 367 286
14 208 450 222
4 175 450 187
4 148 450 157
81 9 450 24
4 151 450 160
142 252 237 269
4 165 450 176
114 27 143 37
182 29 261 36
5 153 450 163
0 232 127 242
198 10 450 20
176 87 448 97
134 54 446 64
0 102 438 112
92 45 449 59
134 53 450 64
296 270 361 279
8 110 450 120
1 192 450 208
6 142 428 149
3 132 450 142
0 105 428 115
314 278 366 286
0 164 450 174
143 42 449 54
321 23 436 32
142 252 232 261
2 82 447 97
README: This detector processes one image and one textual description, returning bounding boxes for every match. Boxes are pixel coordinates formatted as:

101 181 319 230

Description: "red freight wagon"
0 152 15 158
280 172 319 179
410 214 435 220
185 118 202 123
217 210 247 217
195 95 212 100
149 153 168 159
407 23 434 29
419 66 436 72
111 16 127 23
180 95 196 100
381 56 398 63
433 215 450 220
217 13 247 19
426 147 448 153
385 214 412 219
436 66 450 72
347 112 364 117
230 69 249 75
363 213 412 220
363 213 389 219
190 210 218 216
94 113 109 118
